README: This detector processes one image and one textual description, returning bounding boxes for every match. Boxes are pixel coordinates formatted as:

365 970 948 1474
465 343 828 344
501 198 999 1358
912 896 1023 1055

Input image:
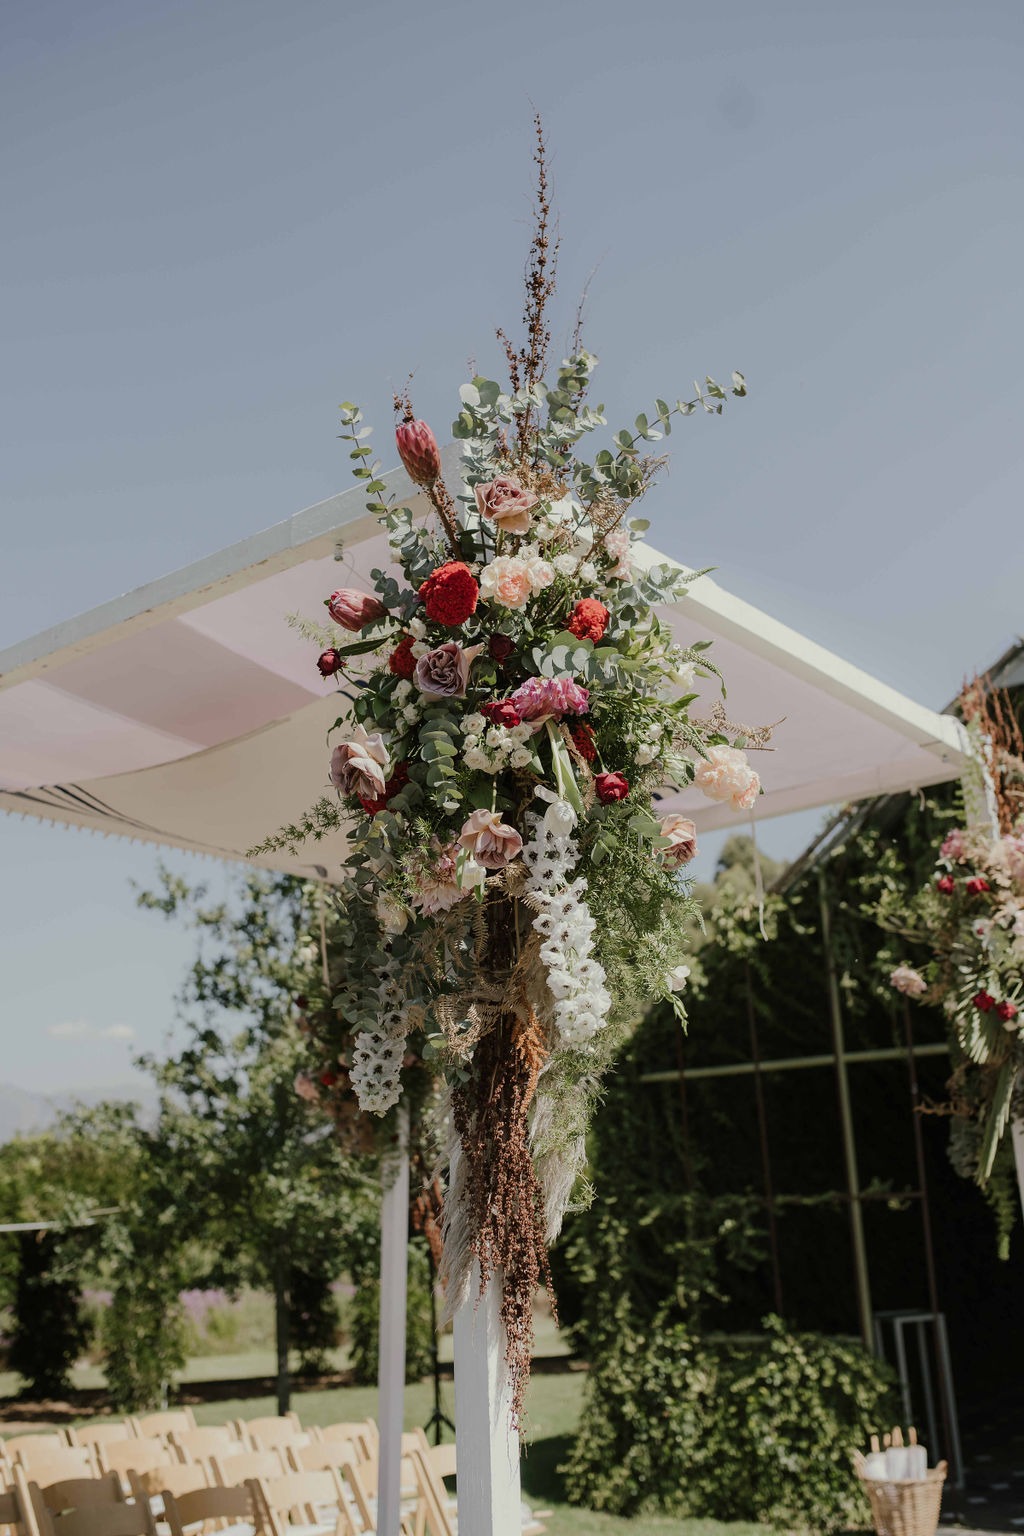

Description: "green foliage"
8 1231 89 1399
101 1264 189 1412
562 1315 896 1532
347 1240 435 1386
290 1268 341 1377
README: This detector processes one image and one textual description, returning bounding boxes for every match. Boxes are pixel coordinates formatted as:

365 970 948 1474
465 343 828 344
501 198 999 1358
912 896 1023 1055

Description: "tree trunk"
273 1254 291 1415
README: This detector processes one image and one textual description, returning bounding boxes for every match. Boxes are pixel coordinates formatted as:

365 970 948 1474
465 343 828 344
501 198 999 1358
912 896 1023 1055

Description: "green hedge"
562 1314 897 1533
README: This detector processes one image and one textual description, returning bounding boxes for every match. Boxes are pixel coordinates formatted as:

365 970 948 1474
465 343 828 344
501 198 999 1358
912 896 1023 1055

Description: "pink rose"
329 724 391 800
327 588 387 631
414 641 483 699
475 476 539 536
890 965 927 999
457 809 524 869
1001 834 1024 884
510 676 590 722
940 828 967 862
660 814 698 867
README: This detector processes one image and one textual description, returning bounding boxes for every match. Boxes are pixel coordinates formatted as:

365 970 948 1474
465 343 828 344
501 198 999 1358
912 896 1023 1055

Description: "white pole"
377 1106 410 1536
453 1265 522 1536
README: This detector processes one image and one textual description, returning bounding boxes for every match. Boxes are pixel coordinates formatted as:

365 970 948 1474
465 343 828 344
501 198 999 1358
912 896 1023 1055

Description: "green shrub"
8 1232 89 1399
348 1242 435 1385
562 1314 896 1533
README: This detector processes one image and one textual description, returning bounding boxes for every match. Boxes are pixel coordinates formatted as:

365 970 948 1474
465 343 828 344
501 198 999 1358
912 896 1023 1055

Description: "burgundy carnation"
595 771 630 804
567 598 610 643
419 562 480 627
388 635 417 679
395 419 441 486
359 761 410 817
317 649 344 678
480 700 521 729
569 723 597 763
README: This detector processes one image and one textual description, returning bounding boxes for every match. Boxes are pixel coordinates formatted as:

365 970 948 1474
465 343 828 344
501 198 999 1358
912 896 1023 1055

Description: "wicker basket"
855 1460 947 1536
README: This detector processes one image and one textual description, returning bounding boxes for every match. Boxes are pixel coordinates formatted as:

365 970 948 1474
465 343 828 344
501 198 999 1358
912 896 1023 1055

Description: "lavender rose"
474 476 539 536
414 641 483 699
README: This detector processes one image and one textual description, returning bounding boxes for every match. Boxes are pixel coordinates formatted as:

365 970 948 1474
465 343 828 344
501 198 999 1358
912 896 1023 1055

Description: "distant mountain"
0 1081 158 1143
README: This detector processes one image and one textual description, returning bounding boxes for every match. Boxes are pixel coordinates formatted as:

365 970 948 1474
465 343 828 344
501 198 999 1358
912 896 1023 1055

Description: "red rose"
317 649 343 678
295 996 309 1011
567 598 610 643
973 990 995 1012
569 723 597 763
480 700 521 729
936 874 955 895
595 771 629 803
997 1000 1019 1023
388 635 417 679
319 1069 338 1088
419 562 479 627
966 877 990 895
358 761 409 817
395 419 441 486
489 633 515 663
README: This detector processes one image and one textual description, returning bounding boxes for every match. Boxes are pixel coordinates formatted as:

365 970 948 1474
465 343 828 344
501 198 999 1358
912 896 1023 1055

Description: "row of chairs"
0 1410 547 1536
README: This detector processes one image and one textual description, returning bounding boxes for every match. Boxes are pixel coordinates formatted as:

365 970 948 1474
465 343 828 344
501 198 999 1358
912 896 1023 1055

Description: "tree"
137 868 375 1412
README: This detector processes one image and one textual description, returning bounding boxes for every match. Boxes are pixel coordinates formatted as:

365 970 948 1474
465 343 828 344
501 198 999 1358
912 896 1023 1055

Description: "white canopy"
0 457 968 875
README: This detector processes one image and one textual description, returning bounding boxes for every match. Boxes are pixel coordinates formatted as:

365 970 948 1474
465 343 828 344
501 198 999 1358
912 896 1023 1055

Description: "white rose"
637 744 657 766
510 747 533 768
457 854 488 890
402 705 419 724
464 746 493 772
553 552 577 577
462 713 486 735
579 561 598 585
409 617 427 640
485 728 505 750
410 641 429 658
393 680 412 703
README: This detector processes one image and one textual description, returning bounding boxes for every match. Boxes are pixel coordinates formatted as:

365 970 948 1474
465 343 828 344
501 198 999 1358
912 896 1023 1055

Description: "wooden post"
377 1106 409 1536
453 1265 522 1536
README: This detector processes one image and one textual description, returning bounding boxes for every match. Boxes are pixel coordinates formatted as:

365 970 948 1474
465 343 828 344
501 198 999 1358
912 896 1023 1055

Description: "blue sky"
1 0 1022 1092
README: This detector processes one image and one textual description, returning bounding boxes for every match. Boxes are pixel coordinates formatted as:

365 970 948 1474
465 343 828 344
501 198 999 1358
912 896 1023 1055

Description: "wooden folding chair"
22 1470 129 1536
75 1421 137 1453
232 1417 302 1451
33 1504 156 1536
98 1438 173 1492
170 1426 240 1466
0 1474 40 1536
1 1437 68 1462
210 1450 284 1487
10 1450 93 1483
312 1426 374 1464
131 1411 196 1441
286 1440 358 1476
250 1469 352 1535
162 1482 256 1536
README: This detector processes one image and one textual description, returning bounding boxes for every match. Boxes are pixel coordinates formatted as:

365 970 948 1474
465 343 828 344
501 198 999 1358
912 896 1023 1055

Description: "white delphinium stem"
522 793 612 1047
350 962 408 1115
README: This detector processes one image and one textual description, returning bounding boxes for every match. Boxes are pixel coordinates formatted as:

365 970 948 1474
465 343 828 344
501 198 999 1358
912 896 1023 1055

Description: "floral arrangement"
260 126 764 1422
880 680 1024 1198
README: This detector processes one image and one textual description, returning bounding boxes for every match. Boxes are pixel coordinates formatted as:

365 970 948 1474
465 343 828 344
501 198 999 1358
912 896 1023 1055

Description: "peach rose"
660 814 698 867
329 725 391 800
694 744 760 811
479 556 534 610
475 476 539 535
457 808 524 869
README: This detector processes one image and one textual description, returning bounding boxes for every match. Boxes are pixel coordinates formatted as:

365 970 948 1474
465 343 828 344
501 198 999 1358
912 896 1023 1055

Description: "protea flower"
395 419 441 486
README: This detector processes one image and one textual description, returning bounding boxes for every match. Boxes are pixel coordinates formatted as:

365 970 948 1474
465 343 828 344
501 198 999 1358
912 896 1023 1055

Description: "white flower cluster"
392 678 421 727
635 719 664 767
460 712 535 774
350 965 408 1115
522 798 611 1047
